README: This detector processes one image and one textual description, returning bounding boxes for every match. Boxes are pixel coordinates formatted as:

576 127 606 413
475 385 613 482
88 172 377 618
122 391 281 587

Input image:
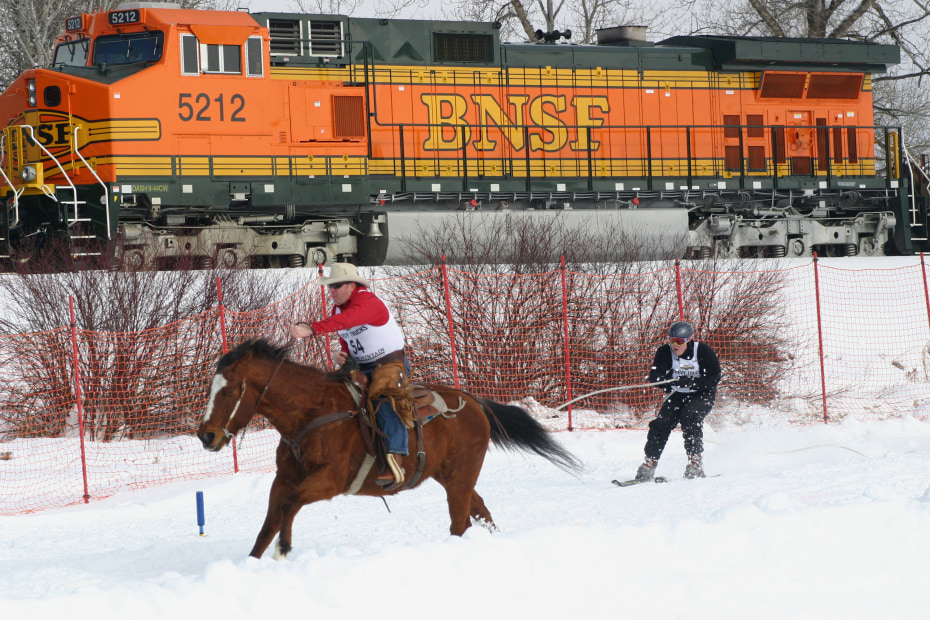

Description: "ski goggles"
669 337 691 346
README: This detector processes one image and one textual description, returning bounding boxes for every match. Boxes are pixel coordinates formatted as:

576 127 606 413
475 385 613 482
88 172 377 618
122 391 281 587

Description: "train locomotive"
0 1 926 269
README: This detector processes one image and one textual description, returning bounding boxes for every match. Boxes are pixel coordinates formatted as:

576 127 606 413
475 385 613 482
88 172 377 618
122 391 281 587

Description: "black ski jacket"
647 341 722 395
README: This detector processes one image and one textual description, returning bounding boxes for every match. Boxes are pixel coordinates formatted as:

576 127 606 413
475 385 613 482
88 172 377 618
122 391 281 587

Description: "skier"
635 321 721 481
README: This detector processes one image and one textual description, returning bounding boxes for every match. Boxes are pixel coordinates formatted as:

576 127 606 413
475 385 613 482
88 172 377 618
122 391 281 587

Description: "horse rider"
290 263 410 487
635 320 721 481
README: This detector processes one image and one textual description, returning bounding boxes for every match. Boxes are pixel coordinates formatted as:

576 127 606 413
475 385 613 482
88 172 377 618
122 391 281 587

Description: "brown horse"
196 339 581 559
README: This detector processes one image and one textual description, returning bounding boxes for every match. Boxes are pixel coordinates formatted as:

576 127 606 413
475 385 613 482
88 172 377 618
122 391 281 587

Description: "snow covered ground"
3 414 930 619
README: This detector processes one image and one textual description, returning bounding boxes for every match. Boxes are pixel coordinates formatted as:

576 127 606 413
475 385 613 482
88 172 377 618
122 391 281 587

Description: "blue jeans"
360 358 410 456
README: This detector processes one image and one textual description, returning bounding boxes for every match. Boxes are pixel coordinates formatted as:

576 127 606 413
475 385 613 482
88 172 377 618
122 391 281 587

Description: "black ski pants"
644 390 716 460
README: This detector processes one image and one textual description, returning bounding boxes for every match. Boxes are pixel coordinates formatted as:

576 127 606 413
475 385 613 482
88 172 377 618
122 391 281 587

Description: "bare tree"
658 0 930 152
441 0 655 43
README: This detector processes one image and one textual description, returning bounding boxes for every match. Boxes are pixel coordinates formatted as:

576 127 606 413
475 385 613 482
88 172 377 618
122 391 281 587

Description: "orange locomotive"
0 2 920 268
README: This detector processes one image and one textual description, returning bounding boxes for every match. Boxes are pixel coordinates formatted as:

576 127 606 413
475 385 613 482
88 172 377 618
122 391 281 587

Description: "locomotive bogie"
0 3 925 269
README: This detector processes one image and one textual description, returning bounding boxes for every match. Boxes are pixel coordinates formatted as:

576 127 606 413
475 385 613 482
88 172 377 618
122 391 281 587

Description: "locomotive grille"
433 33 493 63
308 21 343 57
267 19 343 57
333 95 365 138
807 74 862 99
268 19 301 55
760 73 806 98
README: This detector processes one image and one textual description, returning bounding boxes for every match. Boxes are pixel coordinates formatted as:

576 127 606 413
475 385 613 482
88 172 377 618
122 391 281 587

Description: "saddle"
343 372 466 493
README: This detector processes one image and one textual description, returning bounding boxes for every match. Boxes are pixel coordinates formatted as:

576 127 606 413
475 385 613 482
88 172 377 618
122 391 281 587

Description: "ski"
612 476 668 487
612 474 720 487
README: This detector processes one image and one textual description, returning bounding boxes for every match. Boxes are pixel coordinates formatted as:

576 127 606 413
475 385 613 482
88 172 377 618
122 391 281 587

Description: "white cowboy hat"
319 263 371 287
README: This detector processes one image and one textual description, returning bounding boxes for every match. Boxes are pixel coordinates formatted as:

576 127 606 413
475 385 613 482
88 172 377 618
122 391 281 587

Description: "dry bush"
386 213 794 420
680 258 795 404
0 235 288 439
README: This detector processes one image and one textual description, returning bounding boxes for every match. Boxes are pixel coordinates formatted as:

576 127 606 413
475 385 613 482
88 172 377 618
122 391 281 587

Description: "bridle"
221 357 286 441
218 356 368 464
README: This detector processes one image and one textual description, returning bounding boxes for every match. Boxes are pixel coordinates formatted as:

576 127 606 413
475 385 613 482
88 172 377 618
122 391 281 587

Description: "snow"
3 414 930 619
4 255 930 616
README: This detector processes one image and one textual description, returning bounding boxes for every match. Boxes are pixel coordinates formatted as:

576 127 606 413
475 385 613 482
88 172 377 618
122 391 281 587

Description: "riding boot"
376 453 405 487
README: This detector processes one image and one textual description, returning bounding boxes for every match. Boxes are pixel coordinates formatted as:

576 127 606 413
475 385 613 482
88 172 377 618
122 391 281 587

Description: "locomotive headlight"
28 94 37 107
20 166 37 182
27 79 36 94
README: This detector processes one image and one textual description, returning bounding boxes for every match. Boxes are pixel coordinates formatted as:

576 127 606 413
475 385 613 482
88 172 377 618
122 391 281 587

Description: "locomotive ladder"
66 126 110 257
902 140 930 252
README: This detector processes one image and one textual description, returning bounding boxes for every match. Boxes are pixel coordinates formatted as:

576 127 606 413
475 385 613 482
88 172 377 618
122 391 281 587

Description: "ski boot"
635 457 658 482
684 453 705 479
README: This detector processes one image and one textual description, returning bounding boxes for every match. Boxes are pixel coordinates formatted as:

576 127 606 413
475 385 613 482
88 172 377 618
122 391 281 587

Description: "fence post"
216 277 238 473
560 256 574 431
216 277 228 354
69 296 90 504
318 263 334 368
674 259 684 319
441 256 461 389
812 253 829 423
921 253 930 334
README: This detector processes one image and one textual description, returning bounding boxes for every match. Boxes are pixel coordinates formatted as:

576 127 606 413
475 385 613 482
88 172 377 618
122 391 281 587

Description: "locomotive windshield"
53 38 90 67
92 31 164 66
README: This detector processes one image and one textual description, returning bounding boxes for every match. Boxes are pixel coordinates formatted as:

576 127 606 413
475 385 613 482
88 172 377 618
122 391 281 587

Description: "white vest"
671 342 701 394
335 304 405 364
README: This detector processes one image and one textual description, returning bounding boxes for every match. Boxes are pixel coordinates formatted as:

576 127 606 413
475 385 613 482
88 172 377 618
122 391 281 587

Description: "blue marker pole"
196 491 205 536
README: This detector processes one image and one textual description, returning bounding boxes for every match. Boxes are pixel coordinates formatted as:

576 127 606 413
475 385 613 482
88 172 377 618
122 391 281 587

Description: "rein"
278 378 367 463
222 356 287 441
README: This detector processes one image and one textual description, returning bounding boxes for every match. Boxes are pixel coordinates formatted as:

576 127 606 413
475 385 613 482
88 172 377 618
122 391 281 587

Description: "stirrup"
376 453 405 487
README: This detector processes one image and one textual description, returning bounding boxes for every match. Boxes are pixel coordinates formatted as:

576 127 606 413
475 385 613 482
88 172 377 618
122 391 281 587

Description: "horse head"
197 339 288 451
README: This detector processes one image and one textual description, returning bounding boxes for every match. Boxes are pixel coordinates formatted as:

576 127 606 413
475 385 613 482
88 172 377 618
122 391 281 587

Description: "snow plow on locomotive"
0 2 924 269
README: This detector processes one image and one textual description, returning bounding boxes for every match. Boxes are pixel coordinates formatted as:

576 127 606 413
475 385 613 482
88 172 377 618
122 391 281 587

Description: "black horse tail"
478 397 583 474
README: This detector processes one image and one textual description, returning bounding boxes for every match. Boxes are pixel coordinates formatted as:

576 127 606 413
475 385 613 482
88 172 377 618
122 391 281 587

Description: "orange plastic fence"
2 259 929 515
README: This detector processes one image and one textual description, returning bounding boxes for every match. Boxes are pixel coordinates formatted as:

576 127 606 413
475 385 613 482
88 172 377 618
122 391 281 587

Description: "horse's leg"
273 467 343 560
434 462 485 536
272 495 303 560
445 480 474 536
469 490 497 531
249 474 293 558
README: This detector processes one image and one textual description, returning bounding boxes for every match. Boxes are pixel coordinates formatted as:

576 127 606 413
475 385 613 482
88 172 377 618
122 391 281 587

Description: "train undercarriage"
0 181 905 270
104 186 902 269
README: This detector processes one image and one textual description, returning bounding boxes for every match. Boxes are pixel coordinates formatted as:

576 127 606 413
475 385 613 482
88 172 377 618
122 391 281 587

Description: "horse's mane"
217 338 289 372
217 338 354 383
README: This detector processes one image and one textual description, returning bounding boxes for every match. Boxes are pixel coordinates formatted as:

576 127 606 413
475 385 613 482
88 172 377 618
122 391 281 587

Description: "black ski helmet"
668 321 694 340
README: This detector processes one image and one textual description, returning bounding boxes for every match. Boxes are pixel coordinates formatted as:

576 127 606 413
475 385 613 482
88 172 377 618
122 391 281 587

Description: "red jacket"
311 287 390 355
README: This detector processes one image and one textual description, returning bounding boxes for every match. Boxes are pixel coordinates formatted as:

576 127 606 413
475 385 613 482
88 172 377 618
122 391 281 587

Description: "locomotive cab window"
204 44 241 74
53 38 90 67
246 36 263 76
181 34 263 77
92 31 164 66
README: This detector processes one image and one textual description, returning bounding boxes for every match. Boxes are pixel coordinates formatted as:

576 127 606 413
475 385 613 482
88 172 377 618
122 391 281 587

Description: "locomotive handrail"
386 120 890 196
900 137 930 240
71 125 110 240
0 130 25 231
20 124 80 219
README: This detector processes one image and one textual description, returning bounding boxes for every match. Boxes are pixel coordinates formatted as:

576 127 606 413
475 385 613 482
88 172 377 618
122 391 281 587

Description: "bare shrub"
680 258 796 404
0 235 288 439
386 214 795 423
